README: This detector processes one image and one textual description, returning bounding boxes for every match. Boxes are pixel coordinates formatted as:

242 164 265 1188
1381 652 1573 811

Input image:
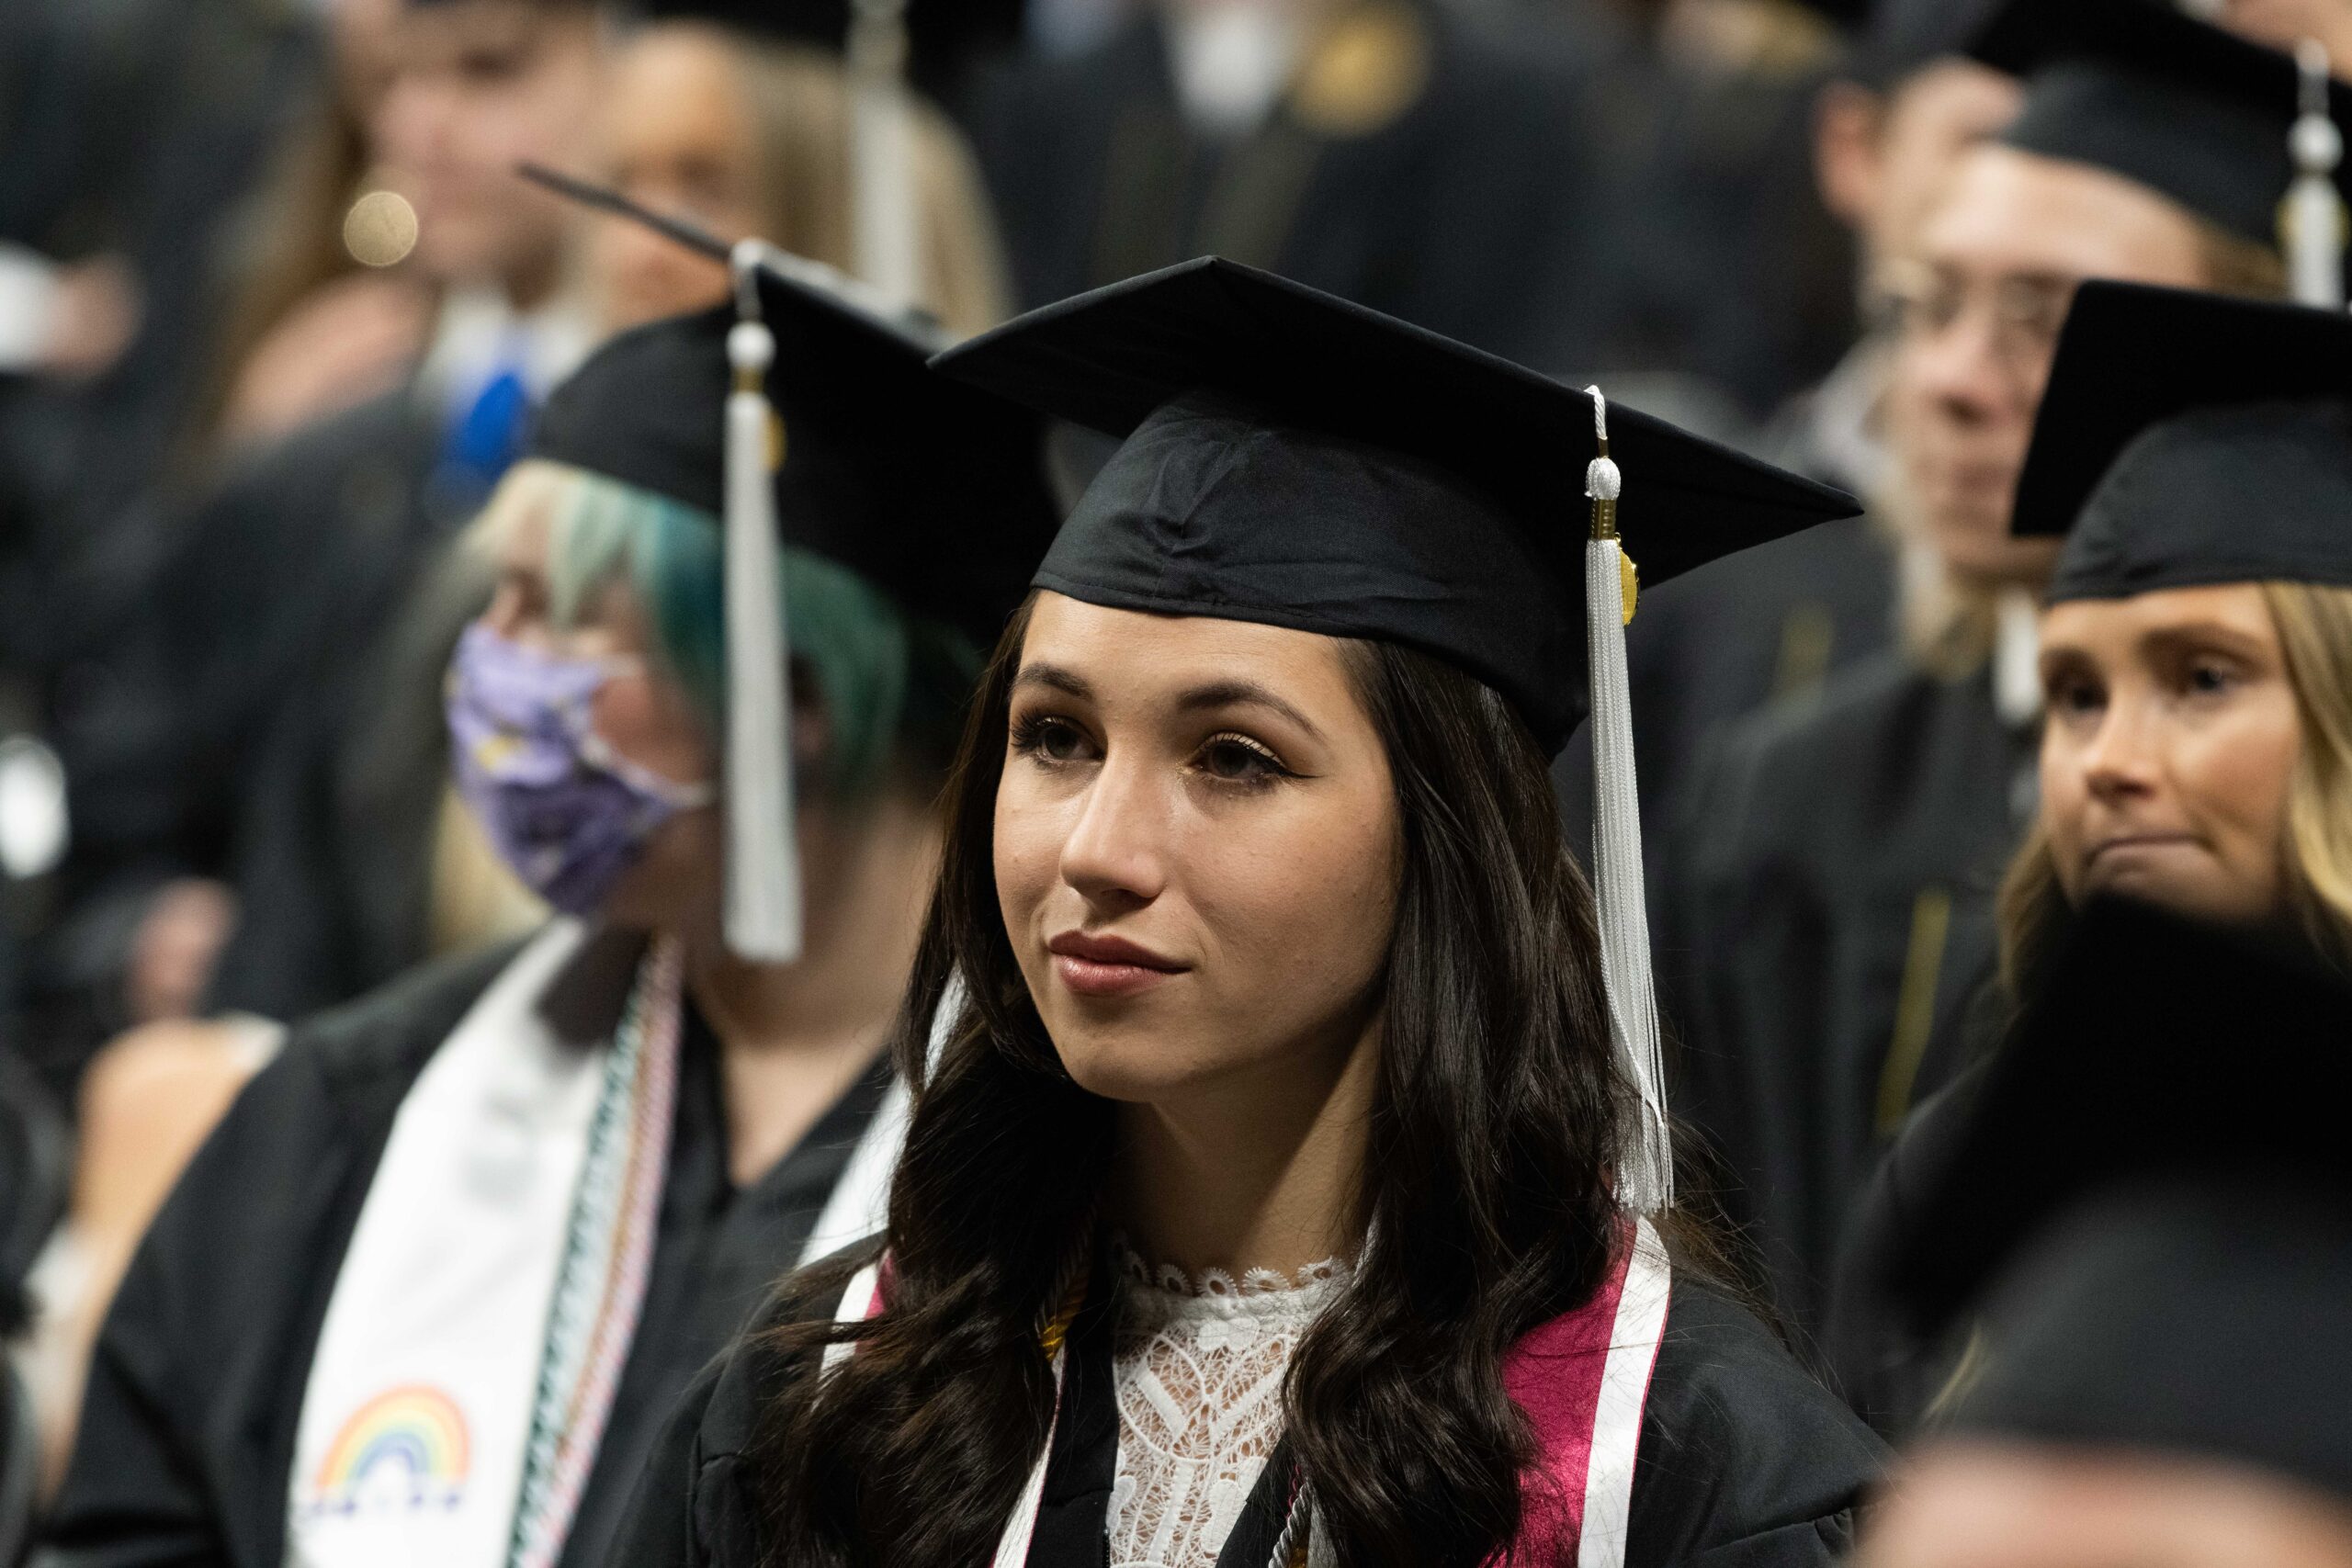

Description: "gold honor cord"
1876 885 1954 1138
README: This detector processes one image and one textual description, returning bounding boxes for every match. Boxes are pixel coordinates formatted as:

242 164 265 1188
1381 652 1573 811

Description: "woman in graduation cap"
37 258 1058 1568
1667 0 2348 1346
1826 278 2352 1436
1995 297 2352 987
608 257 1886 1568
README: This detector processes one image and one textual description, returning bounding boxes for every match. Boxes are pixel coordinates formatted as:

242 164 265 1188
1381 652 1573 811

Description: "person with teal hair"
43 254 1058 1568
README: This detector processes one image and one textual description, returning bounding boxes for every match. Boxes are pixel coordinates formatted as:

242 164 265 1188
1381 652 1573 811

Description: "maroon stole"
821 1218 1673 1568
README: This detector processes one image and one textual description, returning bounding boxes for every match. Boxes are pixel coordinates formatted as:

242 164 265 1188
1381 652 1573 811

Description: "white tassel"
722 245 802 962
2287 39 2346 310
849 0 923 310
1583 388 1672 1213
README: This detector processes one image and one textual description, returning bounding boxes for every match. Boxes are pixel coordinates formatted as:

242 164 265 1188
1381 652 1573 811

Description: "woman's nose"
1056 752 1169 912
479 581 528 638
2078 696 2161 802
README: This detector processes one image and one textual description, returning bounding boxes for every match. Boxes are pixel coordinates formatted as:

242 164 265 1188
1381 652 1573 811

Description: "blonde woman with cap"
1827 278 2352 1435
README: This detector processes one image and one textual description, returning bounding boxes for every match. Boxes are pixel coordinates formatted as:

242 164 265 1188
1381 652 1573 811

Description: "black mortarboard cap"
935 256 1857 1214
1787 0 1870 30
521 165 1057 961
1969 0 2352 246
618 0 1025 97
2012 280 2352 603
1947 1177 2352 1506
926 256 1860 756
1887 897 2352 1334
530 259 1057 651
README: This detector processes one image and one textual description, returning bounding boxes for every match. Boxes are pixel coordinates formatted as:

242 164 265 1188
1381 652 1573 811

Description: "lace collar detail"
1110 1235 1352 1322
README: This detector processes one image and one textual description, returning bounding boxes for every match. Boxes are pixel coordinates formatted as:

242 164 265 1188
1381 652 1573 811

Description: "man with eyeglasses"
1665 0 2333 1365
1554 0 2018 1013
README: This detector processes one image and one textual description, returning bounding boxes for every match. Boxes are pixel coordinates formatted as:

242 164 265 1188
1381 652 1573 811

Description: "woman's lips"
1046 931 1187 999
2088 832 2198 860
2084 833 2201 885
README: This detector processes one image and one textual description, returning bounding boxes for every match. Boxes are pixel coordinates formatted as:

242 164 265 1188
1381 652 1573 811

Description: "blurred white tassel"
722 244 802 962
849 0 923 310
2287 39 2346 310
1583 387 1672 1213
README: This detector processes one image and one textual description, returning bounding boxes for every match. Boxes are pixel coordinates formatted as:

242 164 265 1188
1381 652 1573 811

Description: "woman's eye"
2044 675 2104 718
1012 715 1093 765
1195 733 1288 784
2182 660 2240 698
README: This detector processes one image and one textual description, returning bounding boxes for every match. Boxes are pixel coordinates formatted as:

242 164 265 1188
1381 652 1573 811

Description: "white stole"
286 923 599 1568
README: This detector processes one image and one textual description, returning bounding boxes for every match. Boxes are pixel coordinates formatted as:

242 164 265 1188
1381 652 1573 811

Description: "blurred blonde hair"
709 27 1012 337
1997 581 2352 1000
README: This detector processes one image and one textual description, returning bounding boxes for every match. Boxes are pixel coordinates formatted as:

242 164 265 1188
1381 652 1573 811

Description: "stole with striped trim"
825 1220 1673 1568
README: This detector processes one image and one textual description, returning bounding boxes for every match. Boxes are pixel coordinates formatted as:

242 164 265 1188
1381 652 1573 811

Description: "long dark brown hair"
747 593 1640 1566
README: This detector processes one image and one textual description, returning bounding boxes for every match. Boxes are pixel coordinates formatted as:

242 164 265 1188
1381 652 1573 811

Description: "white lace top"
1106 1244 1350 1568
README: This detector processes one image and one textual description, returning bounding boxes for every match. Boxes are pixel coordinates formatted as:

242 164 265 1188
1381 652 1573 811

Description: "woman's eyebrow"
1012 663 1091 699
2037 642 2092 671
2139 623 2271 660
1176 680 1325 741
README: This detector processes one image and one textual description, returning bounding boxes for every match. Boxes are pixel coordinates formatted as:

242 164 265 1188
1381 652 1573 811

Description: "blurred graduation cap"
933 255 1861 1211
618 0 1024 104
1945 1176 2352 1508
1967 0 2352 300
2011 279 2352 602
1785 0 1870 29
520 165 1059 961
1887 897 2352 1335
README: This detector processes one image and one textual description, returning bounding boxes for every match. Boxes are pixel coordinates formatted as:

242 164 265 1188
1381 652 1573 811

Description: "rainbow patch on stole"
304 1385 471 1515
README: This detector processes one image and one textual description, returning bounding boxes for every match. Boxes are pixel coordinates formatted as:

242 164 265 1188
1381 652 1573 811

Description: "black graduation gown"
25 387 455 1078
41 931 887 1568
970 2 1605 370
604 1267 1886 1568
201 536 492 1022
0 0 319 551
1819 1062 1989 1440
0 2 320 1025
1562 39 1857 423
120 387 447 888
1663 652 2031 1338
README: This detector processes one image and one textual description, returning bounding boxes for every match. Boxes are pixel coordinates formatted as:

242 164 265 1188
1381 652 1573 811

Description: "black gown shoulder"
42 939 517 1568
607 1269 1885 1568
1630 1280 1886 1567
601 1251 859 1568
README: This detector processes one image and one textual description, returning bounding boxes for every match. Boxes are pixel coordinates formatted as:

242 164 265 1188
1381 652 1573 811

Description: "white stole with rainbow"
285 922 599 1568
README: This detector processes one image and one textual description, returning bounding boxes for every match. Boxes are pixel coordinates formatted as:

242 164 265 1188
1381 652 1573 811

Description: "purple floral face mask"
446 621 713 916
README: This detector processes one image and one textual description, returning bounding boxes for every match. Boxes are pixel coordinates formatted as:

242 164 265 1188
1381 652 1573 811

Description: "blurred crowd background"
0 0 1873 1088
0 0 2346 1548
